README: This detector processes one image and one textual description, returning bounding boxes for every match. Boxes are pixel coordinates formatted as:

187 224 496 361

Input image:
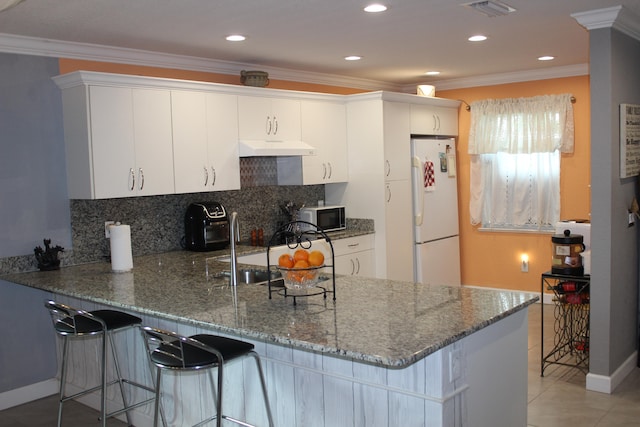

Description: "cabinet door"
435 107 458 136
271 98 301 141
385 180 414 281
411 104 458 136
300 100 348 184
238 96 301 141
132 88 175 196
89 86 136 199
334 250 375 277
238 96 272 140
172 90 209 194
383 102 411 182
205 93 240 191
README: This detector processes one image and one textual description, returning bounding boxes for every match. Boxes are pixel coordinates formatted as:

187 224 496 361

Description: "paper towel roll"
110 224 133 272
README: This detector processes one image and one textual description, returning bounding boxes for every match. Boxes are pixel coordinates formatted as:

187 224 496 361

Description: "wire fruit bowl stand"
266 221 336 305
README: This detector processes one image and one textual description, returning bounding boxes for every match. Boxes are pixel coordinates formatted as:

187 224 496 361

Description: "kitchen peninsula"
3 247 537 427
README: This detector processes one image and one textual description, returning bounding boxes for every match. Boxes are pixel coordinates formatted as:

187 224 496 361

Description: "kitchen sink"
216 268 284 286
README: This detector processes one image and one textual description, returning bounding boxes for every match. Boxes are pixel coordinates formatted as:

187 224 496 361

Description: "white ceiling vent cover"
462 1 516 17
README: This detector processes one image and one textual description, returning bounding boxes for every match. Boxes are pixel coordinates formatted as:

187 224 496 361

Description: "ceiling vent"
462 1 516 17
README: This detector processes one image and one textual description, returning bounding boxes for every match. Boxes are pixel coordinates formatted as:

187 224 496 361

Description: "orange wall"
60 59 591 292
58 59 366 95
438 76 591 293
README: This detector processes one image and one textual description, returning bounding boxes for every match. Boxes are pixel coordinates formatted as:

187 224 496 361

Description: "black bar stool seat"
142 326 274 427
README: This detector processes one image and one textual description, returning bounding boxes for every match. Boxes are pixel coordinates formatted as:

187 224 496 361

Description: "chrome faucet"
229 211 239 287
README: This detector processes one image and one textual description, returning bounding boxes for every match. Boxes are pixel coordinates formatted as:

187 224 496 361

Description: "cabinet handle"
433 114 437 132
322 163 327 179
385 160 391 177
355 257 360 275
203 166 209 187
386 184 391 202
266 116 272 135
436 115 441 131
211 167 216 187
138 168 144 191
273 116 278 135
327 162 332 179
129 168 135 191
347 243 360 248
350 259 355 275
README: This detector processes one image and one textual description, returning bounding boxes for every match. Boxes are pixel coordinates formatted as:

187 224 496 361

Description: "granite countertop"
2 245 538 369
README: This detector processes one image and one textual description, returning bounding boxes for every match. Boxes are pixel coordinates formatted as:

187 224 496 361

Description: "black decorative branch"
34 238 64 271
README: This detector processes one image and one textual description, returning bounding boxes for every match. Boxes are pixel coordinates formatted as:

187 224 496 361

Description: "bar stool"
44 300 156 427
140 326 274 427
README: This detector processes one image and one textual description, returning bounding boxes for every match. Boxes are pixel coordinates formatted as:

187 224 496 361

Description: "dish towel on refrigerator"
424 159 436 191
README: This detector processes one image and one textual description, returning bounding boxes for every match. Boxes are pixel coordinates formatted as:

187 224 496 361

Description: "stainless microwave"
298 206 346 232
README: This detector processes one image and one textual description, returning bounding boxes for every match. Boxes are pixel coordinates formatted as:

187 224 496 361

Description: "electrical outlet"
105 221 115 238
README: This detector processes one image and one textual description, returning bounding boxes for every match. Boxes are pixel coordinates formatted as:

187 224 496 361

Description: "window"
468 94 574 231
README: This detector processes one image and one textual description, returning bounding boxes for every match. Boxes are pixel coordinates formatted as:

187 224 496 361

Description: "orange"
293 259 309 269
278 254 294 268
293 249 309 262
308 250 325 266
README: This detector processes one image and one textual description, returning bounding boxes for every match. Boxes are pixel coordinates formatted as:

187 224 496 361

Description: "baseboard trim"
586 351 638 394
0 378 59 411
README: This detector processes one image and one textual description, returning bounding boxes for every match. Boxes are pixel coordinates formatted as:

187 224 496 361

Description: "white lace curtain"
469 94 575 155
468 94 575 228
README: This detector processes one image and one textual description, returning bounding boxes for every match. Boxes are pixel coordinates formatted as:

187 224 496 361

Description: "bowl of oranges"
277 248 325 289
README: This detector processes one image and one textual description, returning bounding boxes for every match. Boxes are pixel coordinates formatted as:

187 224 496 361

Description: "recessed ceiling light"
345 56 362 61
424 71 440 76
226 35 246 42
364 4 387 13
538 55 555 61
468 35 488 42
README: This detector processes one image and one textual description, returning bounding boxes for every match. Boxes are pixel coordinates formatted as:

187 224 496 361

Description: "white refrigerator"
411 137 461 286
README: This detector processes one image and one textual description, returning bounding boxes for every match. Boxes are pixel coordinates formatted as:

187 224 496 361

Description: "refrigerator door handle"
411 155 425 226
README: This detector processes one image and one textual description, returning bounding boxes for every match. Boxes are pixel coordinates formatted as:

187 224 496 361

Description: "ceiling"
0 0 639 91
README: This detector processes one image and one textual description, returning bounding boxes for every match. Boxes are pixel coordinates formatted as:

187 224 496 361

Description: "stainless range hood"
238 139 316 157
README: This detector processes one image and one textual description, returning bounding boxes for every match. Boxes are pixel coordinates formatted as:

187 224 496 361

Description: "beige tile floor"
1 304 639 426
527 303 640 427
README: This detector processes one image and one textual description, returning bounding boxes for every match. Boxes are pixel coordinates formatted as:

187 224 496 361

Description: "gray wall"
0 53 70 258
589 27 640 376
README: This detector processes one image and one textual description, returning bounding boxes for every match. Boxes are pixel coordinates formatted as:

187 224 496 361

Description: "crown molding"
0 32 401 92
404 64 590 92
572 6 640 42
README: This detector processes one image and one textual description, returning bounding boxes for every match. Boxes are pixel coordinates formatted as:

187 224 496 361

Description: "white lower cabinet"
237 235 374 278
330 235 375 277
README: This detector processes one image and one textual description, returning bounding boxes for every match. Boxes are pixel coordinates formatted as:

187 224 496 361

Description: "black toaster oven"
184 202 230 251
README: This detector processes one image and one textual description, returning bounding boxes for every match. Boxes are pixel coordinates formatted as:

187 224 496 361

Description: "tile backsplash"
69 184 324 265
1 157 326 273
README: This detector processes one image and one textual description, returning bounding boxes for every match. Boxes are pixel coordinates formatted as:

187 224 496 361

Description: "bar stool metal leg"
45 300 155 427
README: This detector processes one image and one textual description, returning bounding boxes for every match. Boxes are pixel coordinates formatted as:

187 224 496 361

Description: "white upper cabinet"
238 96 301 141
60 84 174 199
410 104 458 136
277 100 348 185
172 91 240 193
383 102 411 182
301 100 348 184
